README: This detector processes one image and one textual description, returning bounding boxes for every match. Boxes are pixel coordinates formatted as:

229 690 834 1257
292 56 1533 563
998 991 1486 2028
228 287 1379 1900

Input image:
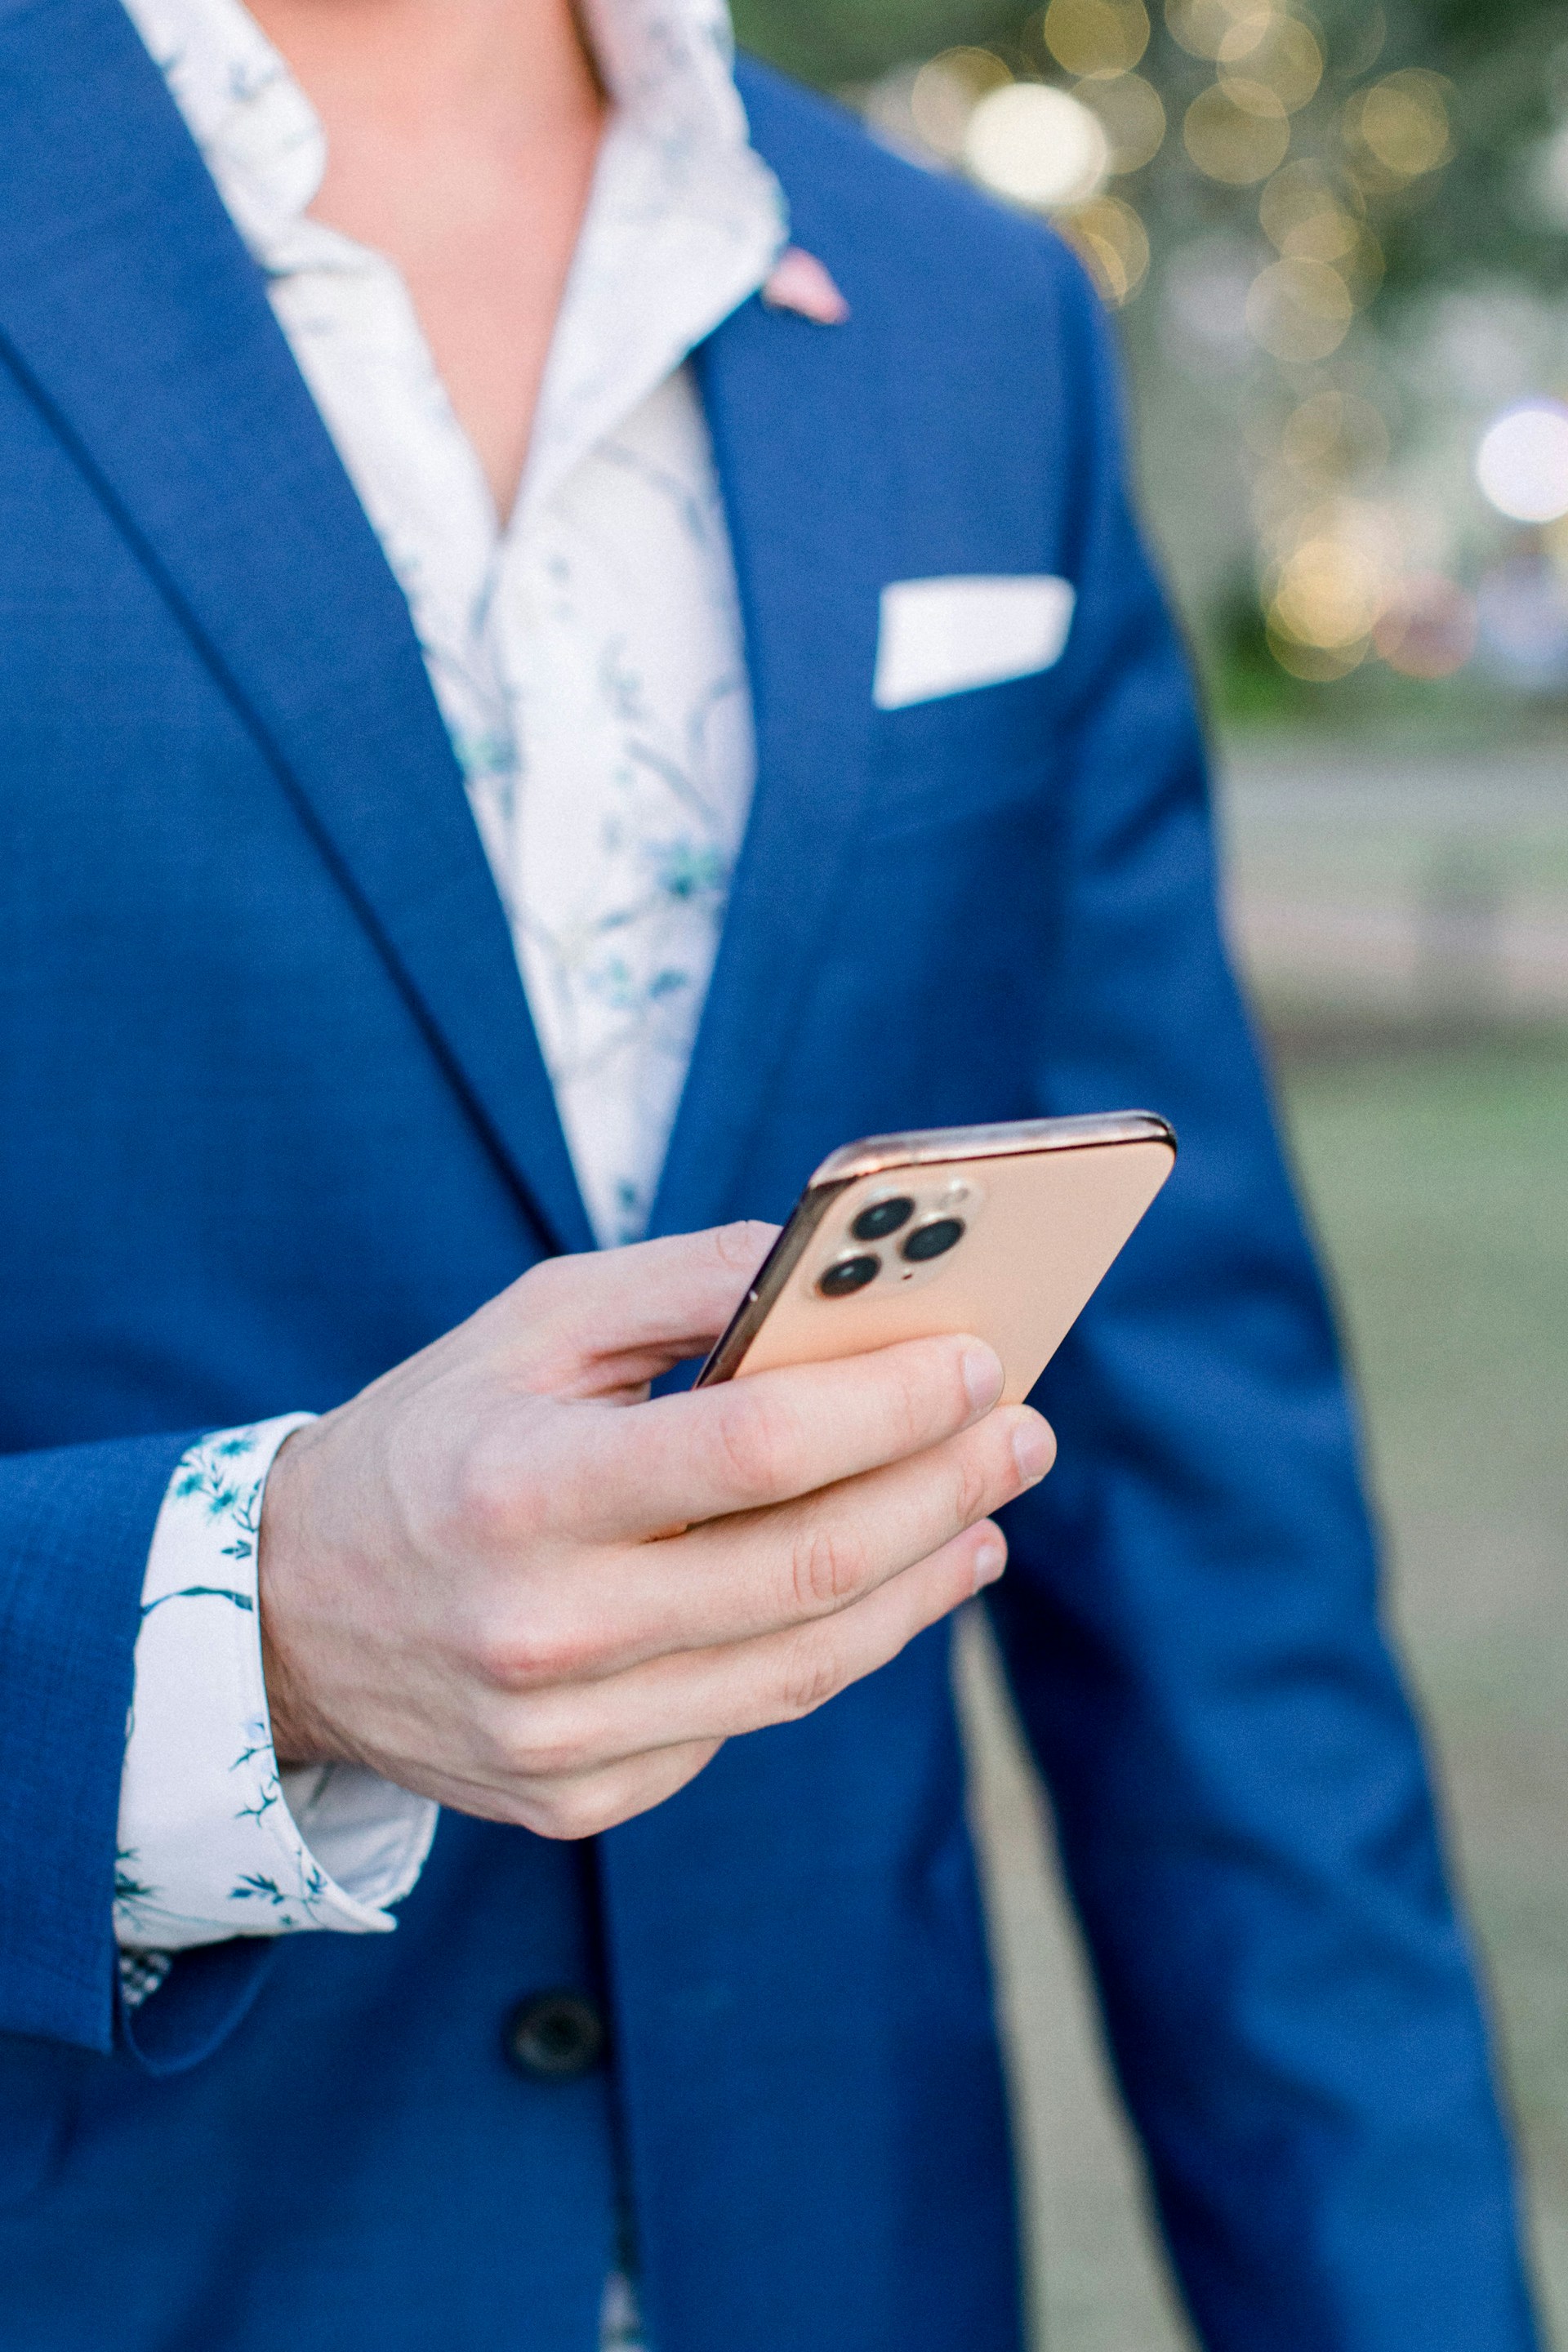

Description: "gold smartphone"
698 1113 1177 1405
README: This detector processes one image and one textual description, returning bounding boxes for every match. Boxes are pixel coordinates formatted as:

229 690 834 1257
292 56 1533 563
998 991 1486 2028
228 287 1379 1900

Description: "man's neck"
244 0 608 520
247 0 605 157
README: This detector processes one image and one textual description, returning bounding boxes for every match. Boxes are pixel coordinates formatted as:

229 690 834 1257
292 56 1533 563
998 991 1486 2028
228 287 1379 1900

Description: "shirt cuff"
114 1415 439 1957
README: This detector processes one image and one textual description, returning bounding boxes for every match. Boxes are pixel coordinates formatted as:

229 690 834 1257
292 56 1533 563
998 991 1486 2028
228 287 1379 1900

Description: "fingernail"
962 1346 1004 1416
1011 1418 1054 1486
971 1533 1007 1592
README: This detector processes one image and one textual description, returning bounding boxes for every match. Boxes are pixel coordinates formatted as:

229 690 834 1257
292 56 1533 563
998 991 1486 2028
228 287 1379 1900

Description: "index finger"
481 1223 782 1396
544 1334 1006 1542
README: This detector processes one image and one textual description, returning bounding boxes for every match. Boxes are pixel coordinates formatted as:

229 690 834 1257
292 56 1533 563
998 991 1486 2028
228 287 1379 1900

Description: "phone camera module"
851 1196 915 1244
901 1218 965 1264
818 1253 882 1298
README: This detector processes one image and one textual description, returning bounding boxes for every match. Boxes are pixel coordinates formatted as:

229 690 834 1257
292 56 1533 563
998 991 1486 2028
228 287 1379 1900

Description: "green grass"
1279 1036 1568 2335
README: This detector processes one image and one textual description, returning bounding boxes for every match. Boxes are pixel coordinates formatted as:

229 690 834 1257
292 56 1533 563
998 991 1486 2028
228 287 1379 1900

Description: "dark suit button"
503 1991 606 2082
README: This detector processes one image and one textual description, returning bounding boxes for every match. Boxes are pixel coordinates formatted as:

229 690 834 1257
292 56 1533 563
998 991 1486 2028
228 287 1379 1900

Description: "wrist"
257 1422 334 1768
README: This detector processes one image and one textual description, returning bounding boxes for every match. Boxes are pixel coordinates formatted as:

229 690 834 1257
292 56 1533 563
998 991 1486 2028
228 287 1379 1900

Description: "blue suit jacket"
0 3 1538 2345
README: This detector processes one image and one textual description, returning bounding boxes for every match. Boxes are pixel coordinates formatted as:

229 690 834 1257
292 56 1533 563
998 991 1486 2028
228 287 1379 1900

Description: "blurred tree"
733 0 1568 714
734 0 1568 304
733 0 1014 87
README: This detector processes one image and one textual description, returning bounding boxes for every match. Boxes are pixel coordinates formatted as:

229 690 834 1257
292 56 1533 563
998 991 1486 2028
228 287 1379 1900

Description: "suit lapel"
0 0 595 1255
648 288 894 1237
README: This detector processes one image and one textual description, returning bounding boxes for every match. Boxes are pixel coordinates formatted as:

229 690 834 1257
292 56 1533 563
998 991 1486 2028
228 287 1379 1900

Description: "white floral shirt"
114 0 789 1977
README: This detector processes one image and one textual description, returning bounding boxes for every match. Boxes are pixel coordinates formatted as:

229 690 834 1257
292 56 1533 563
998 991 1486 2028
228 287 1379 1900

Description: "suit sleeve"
989 259 1539 2352
0 1428 203 2054
0 1433 280 2072
0 1416 441 2072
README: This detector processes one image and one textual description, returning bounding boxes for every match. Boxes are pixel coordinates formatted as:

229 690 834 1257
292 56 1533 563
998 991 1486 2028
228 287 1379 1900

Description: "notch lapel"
0 0 595 1255
648 290 894 1238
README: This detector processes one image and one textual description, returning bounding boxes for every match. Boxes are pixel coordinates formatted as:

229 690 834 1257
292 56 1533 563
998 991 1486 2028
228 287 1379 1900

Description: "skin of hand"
258 1223 1056 1840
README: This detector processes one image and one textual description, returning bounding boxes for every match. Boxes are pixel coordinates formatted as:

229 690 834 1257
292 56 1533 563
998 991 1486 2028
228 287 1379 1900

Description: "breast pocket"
866 667 1062 839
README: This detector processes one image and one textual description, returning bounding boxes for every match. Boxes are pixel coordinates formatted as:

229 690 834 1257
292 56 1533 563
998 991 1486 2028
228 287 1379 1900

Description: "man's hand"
258 1223 1054 1839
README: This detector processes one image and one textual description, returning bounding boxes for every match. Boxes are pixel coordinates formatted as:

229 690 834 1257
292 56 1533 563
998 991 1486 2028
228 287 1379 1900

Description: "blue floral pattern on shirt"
115 1416 437 1964
127 0 785 1245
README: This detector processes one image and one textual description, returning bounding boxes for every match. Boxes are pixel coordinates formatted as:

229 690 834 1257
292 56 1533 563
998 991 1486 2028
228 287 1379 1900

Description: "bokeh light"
1270 537 1383 644
1165 0 1275 65
964 81 1111 209
1264 630 1367 682
1280 389 1391 482
853 0 1503 695
1476 402 1568 524
1058 194 1152 304
1039 0 1150 79
1343 70 1452 184
1076 72 1166 173
1246 256 1352 361
1258 487 1408 682
1260 163 1358 259
1372 574 1477 678
1218 12 1321 114
1528 121 1568 234
1257 163 1382 310
1184 80 1290 184
907 48 1013 161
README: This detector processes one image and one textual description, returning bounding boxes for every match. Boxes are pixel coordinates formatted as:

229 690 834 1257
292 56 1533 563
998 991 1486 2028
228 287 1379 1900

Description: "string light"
1184 80 1290 184
1477 402 1568 524
1166 0 1278 66
1039 0 1151 79
1076 73 1167 173
1247 256 1354 361
964 82 1112 210
863 3 1483 693
907 49 1012 161
1218 13 1322 114
1343 70 1453 184
1060 194 1152 303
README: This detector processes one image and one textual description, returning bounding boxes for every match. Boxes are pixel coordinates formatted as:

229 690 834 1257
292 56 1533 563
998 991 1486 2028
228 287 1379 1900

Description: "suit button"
503 1991 607 2082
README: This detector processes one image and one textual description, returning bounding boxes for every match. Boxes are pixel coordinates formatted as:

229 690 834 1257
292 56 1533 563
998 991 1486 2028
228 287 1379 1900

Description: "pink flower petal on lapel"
762 247 851 326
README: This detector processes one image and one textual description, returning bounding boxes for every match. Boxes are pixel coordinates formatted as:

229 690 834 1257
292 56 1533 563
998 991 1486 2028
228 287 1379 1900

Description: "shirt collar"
120 0 324 250
579 0 754 158
525 1 786 521
119 0 788 519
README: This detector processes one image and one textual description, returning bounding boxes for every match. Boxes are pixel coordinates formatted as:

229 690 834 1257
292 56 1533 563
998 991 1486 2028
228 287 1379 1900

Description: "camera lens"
902 1218 965 1263
852 1196 915 1243
818 1254 881 1298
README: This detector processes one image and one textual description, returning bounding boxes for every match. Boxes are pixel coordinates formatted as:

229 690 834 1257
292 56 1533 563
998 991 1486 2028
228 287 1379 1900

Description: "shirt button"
503 1990 607 2082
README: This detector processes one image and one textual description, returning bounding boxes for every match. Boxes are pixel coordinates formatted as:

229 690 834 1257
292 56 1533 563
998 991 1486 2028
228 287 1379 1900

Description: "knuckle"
450 1432 541 1548
714 1219 778 1274
514 1793 572 1840
789 1517 866 1614
950 1438 995 1532
905 1339 973 1437
521 1781 612 1842
470 1611 596 1695
492 1707 594 1783
880 1355 930 1457
777 1630 847 1721
872 1343 965 1466
514 1254 571 1311
710 1391 792 1507
502 1258 581 1374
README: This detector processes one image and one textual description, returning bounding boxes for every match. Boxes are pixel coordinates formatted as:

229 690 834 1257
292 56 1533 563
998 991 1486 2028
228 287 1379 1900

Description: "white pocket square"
874 575 1077 710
